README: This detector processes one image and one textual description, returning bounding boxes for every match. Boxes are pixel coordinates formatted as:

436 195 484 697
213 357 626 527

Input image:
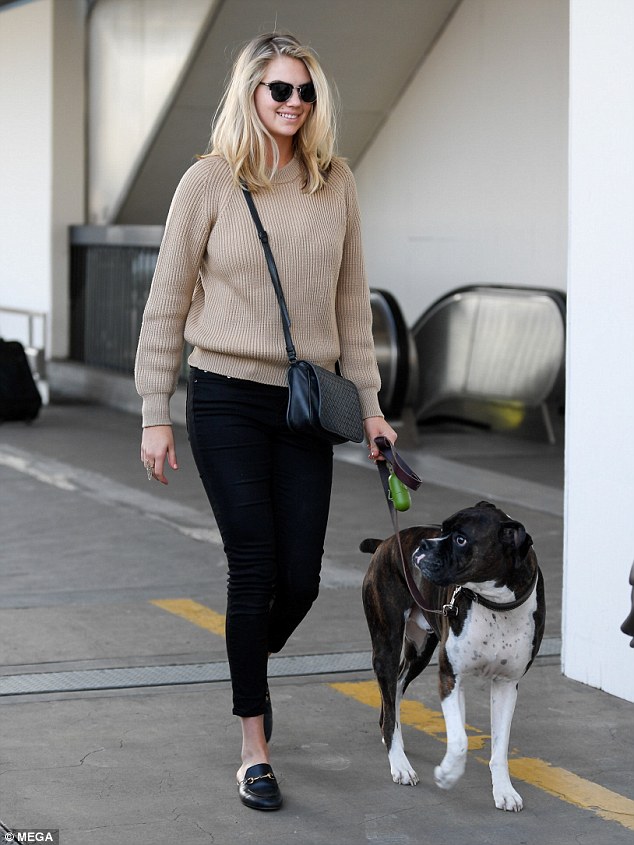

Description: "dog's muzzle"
412 535 447 571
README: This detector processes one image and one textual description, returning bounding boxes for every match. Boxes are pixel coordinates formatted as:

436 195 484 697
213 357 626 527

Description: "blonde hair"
206 33 337 194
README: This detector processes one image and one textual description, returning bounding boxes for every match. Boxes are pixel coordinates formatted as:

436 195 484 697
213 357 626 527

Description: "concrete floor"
1 401 633 845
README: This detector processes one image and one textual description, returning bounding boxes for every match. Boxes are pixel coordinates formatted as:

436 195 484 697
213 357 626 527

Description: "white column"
563 0 634 700
0 0 84 360
51 0 85 358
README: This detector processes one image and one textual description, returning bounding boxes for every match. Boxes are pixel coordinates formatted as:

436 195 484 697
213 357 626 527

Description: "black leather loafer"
263 686 273 743
238 763 282 811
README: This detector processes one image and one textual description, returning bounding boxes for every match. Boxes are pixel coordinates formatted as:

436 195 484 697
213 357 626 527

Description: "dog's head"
411 501 533 587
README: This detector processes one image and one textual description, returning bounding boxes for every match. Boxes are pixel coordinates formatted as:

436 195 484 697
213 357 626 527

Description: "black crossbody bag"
242 186 364 446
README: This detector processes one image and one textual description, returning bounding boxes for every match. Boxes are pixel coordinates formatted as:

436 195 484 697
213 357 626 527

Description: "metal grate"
70 243 158 374
0 639 560 697
0 651 372 697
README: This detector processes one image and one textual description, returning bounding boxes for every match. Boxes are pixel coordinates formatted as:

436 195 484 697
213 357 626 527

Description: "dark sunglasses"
259 80 317 104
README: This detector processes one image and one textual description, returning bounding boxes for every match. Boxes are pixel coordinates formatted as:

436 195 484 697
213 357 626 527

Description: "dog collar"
444 567 540 616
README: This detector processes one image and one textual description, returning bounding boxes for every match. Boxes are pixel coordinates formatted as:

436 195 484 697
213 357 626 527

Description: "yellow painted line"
330 679 634 831
507 758 634 830
331 680 489 750
150 599 226 637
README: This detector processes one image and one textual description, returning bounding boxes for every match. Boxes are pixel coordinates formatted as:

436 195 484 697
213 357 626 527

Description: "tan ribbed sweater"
135 154 382 427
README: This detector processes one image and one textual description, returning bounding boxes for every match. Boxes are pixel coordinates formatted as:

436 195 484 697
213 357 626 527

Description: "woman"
135 32 397 811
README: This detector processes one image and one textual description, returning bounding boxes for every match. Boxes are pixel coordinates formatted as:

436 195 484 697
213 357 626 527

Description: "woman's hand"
140 424 178 485
363 416 398 461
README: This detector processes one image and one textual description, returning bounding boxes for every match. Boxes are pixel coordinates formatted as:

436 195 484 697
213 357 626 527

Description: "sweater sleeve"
134 159 213 426
334 164 383 419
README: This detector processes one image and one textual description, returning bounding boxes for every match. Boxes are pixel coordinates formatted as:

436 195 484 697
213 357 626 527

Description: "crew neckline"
272 156 302 184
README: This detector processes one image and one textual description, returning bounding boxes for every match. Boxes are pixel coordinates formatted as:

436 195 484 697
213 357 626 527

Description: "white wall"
563 0 634 702
51 0 85 358
88 0 213 224
0 0 53 347
354 0 569 324
0 0 84 357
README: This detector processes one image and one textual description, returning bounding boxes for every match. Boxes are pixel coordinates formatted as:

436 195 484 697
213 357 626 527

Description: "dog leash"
373 437 453 617
373 437 540 617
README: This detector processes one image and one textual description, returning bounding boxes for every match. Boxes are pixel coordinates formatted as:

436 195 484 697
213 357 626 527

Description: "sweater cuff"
141 394 172 428
359 388 383 421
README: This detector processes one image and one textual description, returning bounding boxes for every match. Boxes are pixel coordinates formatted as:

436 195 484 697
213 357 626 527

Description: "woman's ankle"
237 715 269 780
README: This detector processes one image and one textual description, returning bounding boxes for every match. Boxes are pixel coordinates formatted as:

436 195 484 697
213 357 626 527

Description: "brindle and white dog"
361 501 545 811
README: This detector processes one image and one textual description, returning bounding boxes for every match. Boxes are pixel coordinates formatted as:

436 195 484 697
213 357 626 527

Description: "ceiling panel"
116 0 459 223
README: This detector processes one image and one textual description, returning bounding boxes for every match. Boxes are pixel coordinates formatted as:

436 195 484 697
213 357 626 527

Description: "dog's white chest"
446 593 538 680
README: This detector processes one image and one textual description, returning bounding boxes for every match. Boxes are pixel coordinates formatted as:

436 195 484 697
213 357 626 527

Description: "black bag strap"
242 185 297 364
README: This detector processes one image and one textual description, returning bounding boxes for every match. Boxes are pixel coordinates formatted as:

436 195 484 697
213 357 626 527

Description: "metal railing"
370 289 416 419
70 225 165 374
411 285 566 442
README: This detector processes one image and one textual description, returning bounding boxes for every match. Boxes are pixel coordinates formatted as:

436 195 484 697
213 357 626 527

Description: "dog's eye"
454 534 468 547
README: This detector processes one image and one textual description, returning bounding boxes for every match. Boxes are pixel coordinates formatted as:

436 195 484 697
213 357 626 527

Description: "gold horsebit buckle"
244 772 276 785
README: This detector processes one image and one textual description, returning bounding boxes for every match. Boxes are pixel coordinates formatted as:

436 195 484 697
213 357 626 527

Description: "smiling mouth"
277 112 300 120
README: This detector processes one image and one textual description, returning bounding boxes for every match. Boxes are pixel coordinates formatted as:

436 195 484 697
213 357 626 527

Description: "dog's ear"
499 521 533 560
360 538 383 554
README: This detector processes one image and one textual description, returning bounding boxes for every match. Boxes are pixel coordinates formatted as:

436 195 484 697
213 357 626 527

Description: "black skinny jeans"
186 368 333 717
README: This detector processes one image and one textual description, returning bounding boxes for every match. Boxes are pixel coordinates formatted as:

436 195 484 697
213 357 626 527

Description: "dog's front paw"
388 747 419 786
434 756 465 790
391 765 419 786
491 766 523 811
493 785 523 812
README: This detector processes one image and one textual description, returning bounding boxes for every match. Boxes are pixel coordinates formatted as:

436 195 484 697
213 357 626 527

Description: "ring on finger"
144 460 154 481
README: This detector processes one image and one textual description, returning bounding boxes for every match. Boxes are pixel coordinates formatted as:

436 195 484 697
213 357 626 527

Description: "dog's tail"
360 538 383 554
